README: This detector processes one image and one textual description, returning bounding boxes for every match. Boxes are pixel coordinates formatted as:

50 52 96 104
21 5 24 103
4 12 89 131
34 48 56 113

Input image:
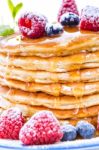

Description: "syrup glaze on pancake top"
0 27 99 57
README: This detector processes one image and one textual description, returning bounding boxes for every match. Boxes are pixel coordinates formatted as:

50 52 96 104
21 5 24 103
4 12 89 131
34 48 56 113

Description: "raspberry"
19 111 63 145
0 108 24 139
58 0 79 22
80 6 99 31
18 12 48 38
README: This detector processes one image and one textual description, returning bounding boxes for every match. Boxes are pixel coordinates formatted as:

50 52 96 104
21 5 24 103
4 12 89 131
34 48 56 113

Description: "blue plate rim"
0 137 99 150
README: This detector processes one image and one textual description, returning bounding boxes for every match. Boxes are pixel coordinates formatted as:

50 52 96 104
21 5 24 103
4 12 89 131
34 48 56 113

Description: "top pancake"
0 27 99 57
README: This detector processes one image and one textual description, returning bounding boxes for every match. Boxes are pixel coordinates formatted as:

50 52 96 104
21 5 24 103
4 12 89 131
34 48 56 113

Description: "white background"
0 0 99 25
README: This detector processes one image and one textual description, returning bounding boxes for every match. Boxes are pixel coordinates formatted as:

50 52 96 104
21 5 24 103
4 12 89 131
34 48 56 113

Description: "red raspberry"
58 0 79 22
19 111 63 145
0 108 24 139
80 6 99 31
18 12 48 38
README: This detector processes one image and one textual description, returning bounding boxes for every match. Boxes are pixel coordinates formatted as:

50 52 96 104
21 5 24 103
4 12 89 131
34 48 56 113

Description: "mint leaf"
0 25 14 36
7 0 23 20
13 3 23 19
7 0 14 17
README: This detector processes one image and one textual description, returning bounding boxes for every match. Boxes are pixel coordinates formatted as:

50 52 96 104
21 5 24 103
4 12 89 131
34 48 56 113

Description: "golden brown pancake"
1 51 99 72
1 86 99 109
0 105 97 130
0 27 99 57
60 116 97 127
0 65 99 83
60 116 99 136
0 106 98 134
61 116 99 136
0 103 97 130
0 96 98 119
1 77 99 96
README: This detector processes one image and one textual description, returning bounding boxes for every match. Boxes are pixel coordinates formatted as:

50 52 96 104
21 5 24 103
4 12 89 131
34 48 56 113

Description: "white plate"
0 137 99 150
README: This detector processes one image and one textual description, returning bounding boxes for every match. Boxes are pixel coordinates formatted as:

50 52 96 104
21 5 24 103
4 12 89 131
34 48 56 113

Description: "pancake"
1 86 99 109
1 51 99 72
61 116 99 136
1 77 99 96
60 116 99 136
61 117 99 136
0 106 98 135
0 27 99 57
0 104 97 130
0 96 98 119
0 65 99 83
60 116 97 127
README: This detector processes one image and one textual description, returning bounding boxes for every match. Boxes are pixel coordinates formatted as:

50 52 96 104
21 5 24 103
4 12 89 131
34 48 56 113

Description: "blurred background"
0 0 99 25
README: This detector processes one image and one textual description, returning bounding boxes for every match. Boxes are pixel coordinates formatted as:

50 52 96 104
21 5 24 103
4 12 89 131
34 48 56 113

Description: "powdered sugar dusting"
82 6 99 18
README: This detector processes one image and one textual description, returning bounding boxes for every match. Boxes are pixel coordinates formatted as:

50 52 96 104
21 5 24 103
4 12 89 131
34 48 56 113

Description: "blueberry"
76 121 96 139
61 124 77 141
60 12 80 27
45 23 63 36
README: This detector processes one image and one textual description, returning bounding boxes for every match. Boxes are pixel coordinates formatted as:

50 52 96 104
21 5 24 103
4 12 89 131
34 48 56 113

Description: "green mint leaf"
7 0 14 17
0 25 14 36
13 3 23 19
7 0 23 20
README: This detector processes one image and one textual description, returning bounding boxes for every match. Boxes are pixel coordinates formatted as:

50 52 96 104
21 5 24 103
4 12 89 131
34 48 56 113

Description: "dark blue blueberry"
45 23 63 36
60 12 80 27
76 121 96 139
61 124 77 141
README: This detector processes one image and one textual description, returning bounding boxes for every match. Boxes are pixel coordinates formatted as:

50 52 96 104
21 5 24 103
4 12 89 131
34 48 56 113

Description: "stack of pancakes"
0 27 99 127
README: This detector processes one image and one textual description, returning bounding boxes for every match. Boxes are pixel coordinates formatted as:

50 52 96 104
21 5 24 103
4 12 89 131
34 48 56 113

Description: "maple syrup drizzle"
3 53 10 81
25 82 31 91
0 27 99 123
